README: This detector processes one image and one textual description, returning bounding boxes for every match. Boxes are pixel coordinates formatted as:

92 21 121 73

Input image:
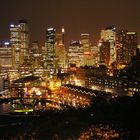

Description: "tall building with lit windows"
81 34 93 66
99 40 110 66
0 42 12 70
19 20 29 61
81 34 90 52
10 20 29 68
116 30 137 67
45 27 56 73
101 27 116 65
55 26 67 69
68 41 83 67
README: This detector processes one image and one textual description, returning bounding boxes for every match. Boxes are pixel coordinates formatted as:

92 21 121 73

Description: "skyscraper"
99 40 110 66
101 27 116 65
81 34 93 66
55 27 67 69
68 41 83 67
45 27 56 74
0 42 12 70
116 30 137 67
10 20 29 68
19 20 29 61
81 34 90 52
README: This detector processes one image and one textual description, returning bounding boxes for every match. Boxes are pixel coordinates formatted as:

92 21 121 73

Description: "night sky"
0 0 140 45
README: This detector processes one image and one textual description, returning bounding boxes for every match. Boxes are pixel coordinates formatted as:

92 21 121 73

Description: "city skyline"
0 0 140 45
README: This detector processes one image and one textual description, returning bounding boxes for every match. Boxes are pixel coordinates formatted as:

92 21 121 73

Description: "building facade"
116 30 137 67
45 28 56 74
10 20 29 68
101 27 116 65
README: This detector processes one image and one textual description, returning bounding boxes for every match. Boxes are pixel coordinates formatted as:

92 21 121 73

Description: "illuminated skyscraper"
45 27 56 73
55 27 67 69
81 34 93 66
91 45 100 66
99 40 110 66
68 41 83 67
81 34 90 52
101 27 116 65
0 42 12 70
116 30 137 67
19 20 29 60
10 20 29 68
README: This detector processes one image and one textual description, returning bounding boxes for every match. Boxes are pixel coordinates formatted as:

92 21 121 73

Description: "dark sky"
0 0 140 45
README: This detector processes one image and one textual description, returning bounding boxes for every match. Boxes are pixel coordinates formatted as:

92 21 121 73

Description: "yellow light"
127 32 136 35
14 109 33 113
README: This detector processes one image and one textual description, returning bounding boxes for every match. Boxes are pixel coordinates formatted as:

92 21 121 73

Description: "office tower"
45 27 56 74
61 26 65 45
116 30 137 67
101 27 116 65
55 27 67 69
68 41 83 67
0 42 12 70
81 34 90 52
99 40 110 66
19 20 29 61
10 20 29 68
81 34 93 66
91 45 100 66
30 41 42 68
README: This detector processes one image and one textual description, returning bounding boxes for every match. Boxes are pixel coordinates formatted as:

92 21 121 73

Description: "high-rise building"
19 20 29 60
10 20 29 68
45 27 56 73
68 41 83 67
116 30 137 67
0 42 12 70
99 40 110 66
55 27 67 69
81 34 90 52
101 27 116 65
91 45 100 66
81 34 93 66
30 41 42 68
